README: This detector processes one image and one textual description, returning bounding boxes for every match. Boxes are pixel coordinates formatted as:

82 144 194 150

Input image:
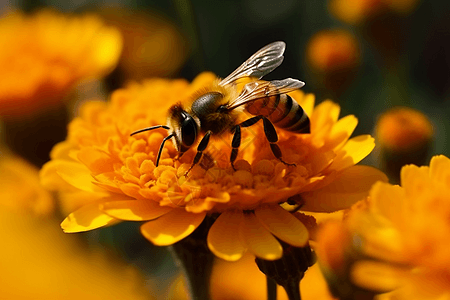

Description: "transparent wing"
219 41 286 86
226 78 305 110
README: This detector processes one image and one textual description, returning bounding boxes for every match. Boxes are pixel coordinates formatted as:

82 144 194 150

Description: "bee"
131 41 310 173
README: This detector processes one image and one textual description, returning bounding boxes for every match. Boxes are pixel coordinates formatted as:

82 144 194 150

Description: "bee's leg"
230 116 263 170
261 116 295 167
230 125 241 170
185 130 212 176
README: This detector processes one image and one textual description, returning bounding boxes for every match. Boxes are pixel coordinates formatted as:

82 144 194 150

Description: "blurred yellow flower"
374 107 433 182
329 0 419 24
0 206 152 300
0 149 54 215
101 8 187 81
305 29 361 97
0 9 122 118
317 155 450 300
306 29 360 73
40 72 386 261
376 107 433 152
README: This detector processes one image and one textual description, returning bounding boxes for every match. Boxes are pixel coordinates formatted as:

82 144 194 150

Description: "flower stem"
169 216 216 300
266 276 277 300
282 278 302 300
256 244 315 300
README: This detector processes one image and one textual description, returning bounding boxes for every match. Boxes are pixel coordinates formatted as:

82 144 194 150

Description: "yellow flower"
0 9 122 118
40 72 386 261
317 155 450 300
0 206 152 300
329 0 419 24
0 149 54 215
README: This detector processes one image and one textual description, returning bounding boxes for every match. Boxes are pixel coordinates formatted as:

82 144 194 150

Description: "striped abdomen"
245 94 310 133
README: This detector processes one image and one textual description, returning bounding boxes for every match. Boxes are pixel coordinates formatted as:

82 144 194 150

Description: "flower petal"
255 204 309 247
239 212 282 260
40 160 77 191
61 201 117 233
55 160 104 193
328 135 375 172
301 165 388 212
429 155 450 183
77 147 115 175
325 114 358 151
101 200 173 221
207 210 247 261
140 209 206 246
369 181 406 223
351 260 404 292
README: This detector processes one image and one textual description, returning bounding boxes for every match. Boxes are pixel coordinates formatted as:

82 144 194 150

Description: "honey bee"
131 41 310 173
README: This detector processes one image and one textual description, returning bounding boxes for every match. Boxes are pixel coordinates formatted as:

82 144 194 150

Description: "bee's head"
129 103 199 167
168 104 199 154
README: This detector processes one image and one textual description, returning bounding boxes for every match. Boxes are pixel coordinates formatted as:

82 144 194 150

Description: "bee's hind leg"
261 117 296 167
231 115 295 170
184 130 212 176
230 115 262 170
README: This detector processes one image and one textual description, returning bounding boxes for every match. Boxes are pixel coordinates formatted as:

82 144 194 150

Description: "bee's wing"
226 78 305 110
219 41 286 86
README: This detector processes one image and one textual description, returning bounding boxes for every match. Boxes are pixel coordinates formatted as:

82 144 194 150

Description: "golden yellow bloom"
0 150 54 215
317 155 450 300
0 206 152 300
0 9 122 118
306 29 360 73
376 107 433 152
329 0 419 24
40 72 386 261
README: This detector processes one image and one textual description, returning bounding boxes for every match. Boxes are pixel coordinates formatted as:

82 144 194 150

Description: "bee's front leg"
184 130 212 177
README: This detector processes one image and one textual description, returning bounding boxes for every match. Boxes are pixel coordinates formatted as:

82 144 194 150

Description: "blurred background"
0 0 449 299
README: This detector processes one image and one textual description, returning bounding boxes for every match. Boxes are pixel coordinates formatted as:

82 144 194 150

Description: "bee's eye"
181 114 197 147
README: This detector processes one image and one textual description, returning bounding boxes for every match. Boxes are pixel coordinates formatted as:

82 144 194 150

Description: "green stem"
169 216 217 300
170 242 213 300
267 276 277 300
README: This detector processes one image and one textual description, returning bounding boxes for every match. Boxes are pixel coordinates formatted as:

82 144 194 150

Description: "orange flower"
0 150 54 215
376 107 433 152
306 29 360 73
40 72 386 261
317 155 450 300
328 0 419 24
0 9 122 118
374 106 434 182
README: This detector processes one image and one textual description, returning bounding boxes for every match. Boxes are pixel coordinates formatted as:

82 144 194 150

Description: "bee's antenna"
130 125 170 136
156 133 175 166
